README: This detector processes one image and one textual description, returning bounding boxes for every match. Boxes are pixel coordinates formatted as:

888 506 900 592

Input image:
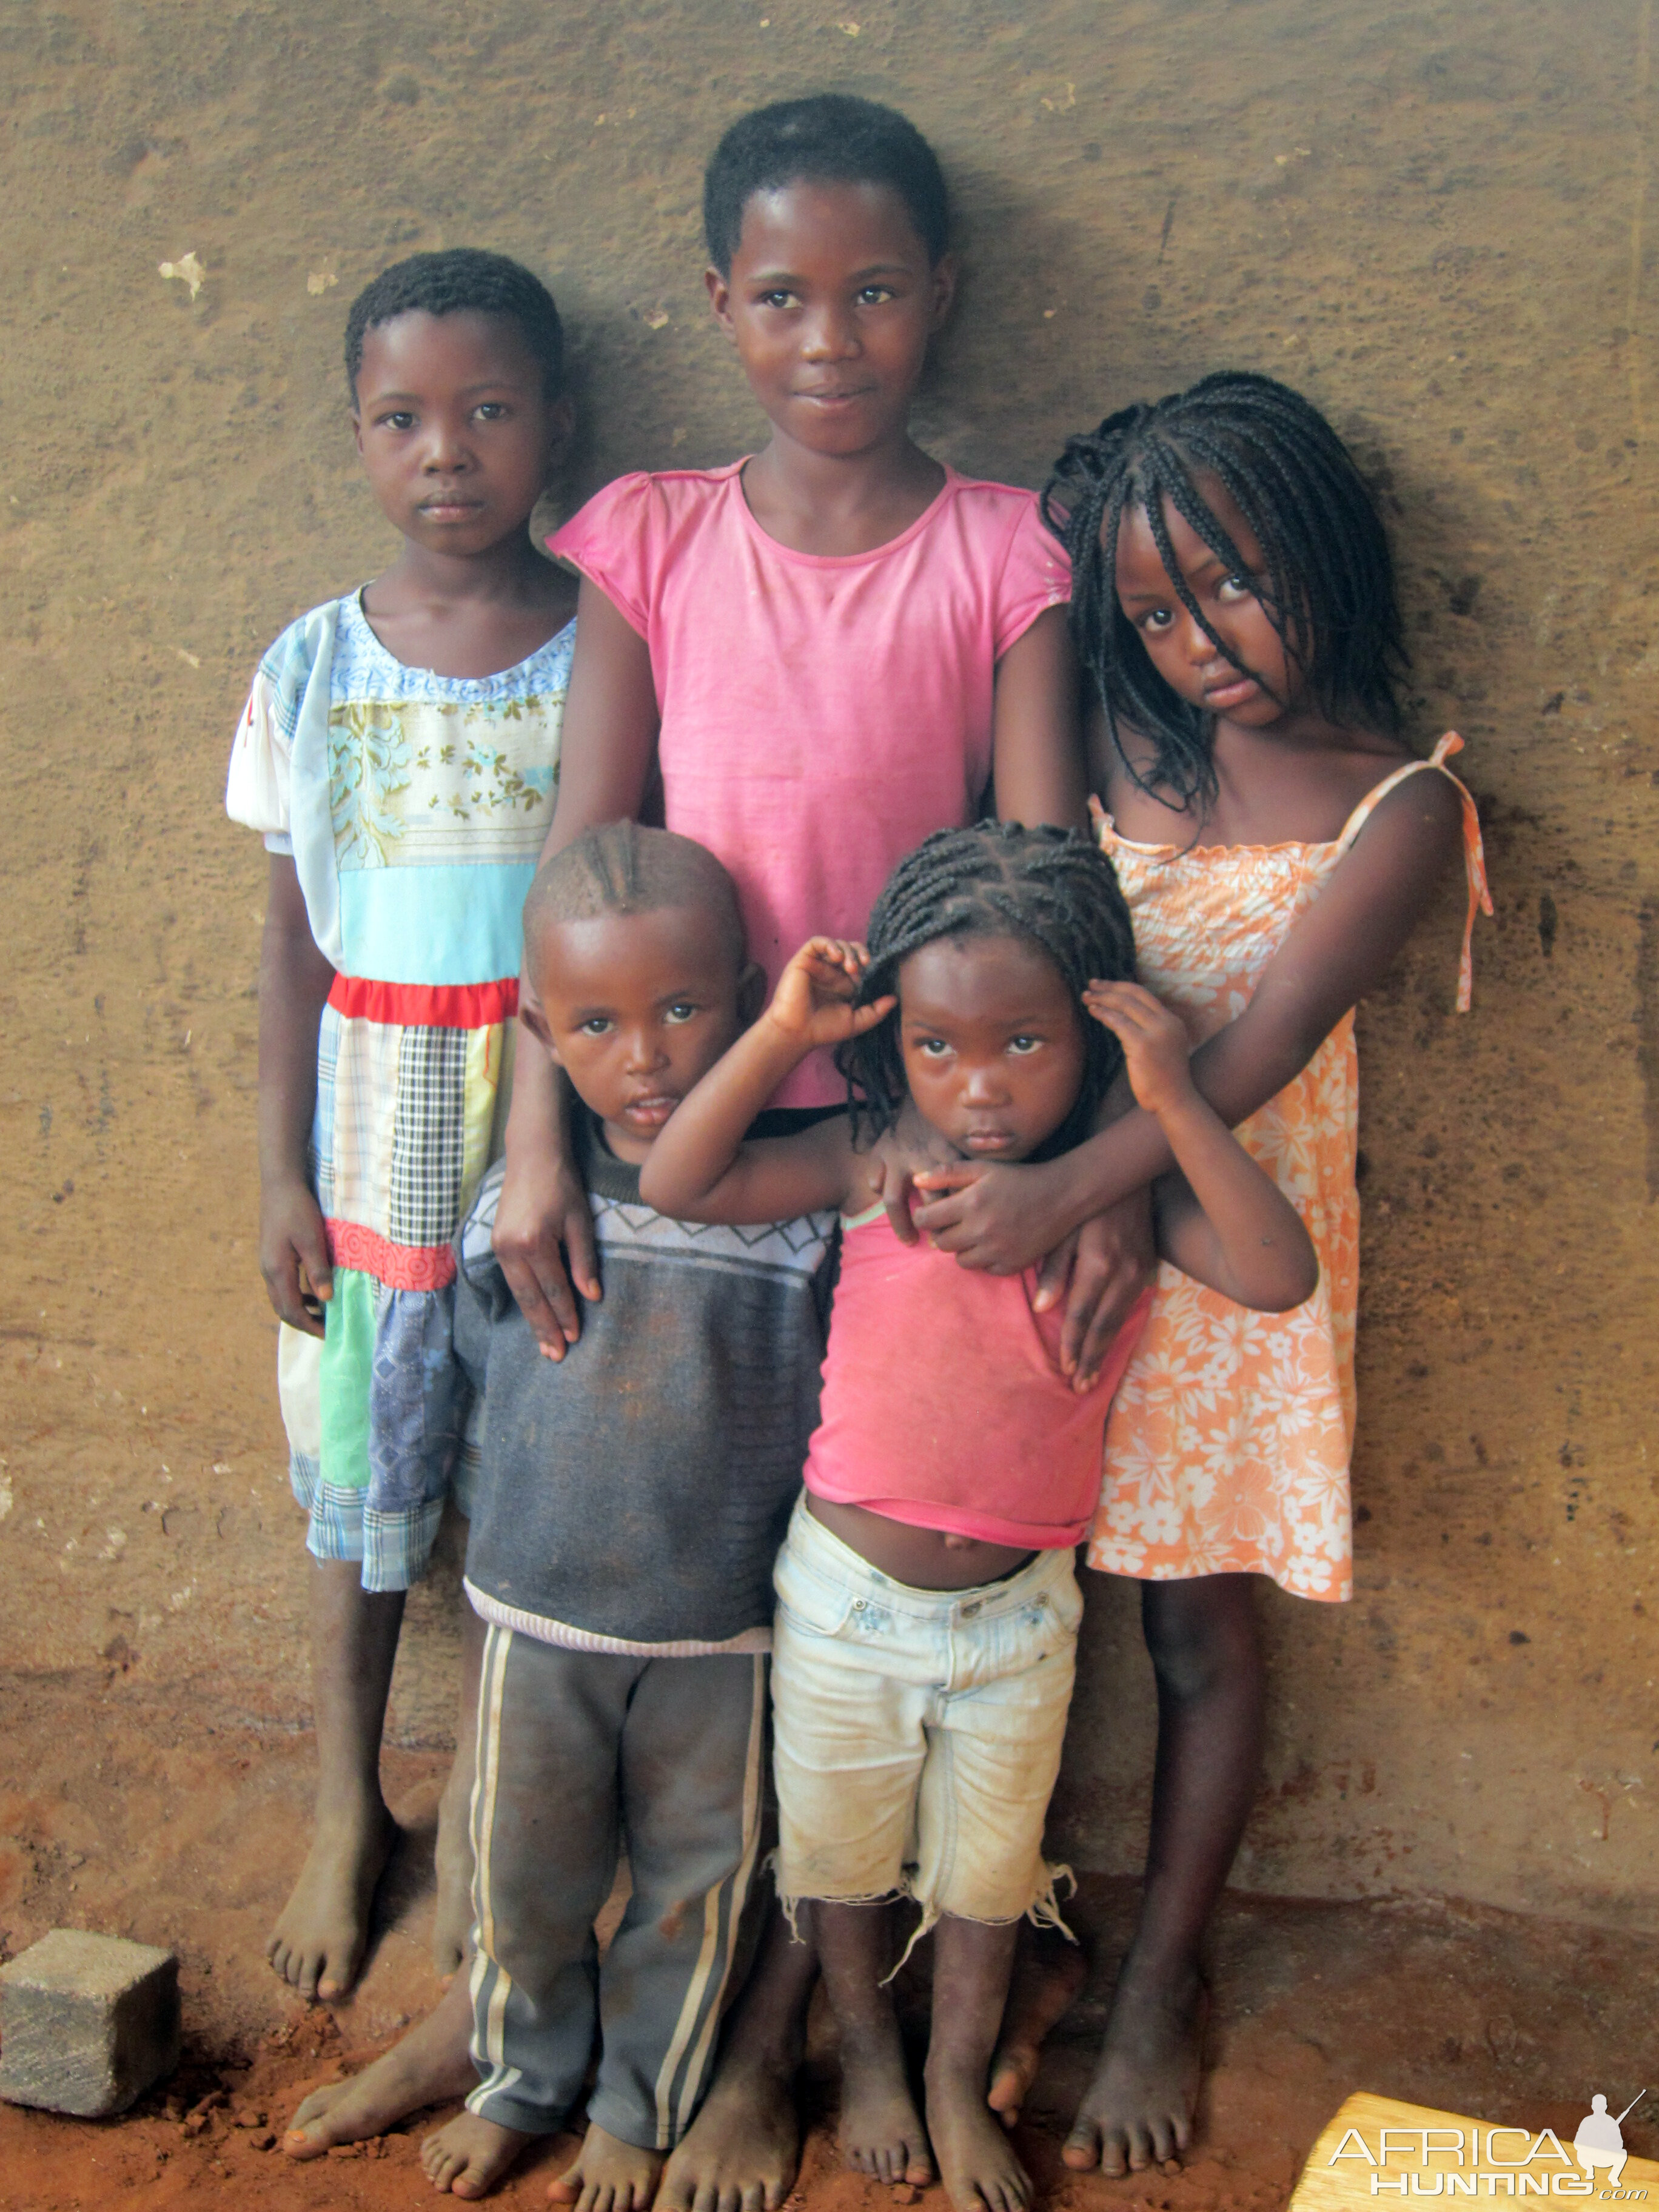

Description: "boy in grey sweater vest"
420 824 836 2203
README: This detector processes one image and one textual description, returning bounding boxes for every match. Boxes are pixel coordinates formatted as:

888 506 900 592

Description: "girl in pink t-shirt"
640 824 1315 2212
493 93 1114 1361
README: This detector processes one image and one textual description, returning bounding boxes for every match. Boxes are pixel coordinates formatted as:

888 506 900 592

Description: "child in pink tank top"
642 825 1316 2212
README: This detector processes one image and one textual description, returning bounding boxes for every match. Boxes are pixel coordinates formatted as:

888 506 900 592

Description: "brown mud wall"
1 0 1654 1931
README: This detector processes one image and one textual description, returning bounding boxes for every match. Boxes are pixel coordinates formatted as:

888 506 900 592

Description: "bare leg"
422 2112 534 2198
1064 1575 1264 2177
657 1898 816 2212
925 1917 1031 2212
815 1902 933 2187
283 1969 478 2156
434 1595 487 1980
986 1920 1087 2128
267 1558 403 2002
547 2123 664 2212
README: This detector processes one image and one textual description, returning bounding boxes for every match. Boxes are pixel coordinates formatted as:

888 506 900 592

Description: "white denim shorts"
771 1495 1082 1948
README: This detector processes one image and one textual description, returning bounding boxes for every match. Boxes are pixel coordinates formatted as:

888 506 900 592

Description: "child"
226 248 577 2008
894 374 1492 2176
494 90 1111 1356
415 823 838 2204
640 824 1318 2212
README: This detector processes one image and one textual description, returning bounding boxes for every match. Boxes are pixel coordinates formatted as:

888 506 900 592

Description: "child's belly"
804 1493 1036 1590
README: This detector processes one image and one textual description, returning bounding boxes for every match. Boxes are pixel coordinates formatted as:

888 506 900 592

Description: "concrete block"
0 1929 181 2116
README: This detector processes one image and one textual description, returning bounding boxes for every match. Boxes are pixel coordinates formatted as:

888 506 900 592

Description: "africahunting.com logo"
1323 2090 1649 2196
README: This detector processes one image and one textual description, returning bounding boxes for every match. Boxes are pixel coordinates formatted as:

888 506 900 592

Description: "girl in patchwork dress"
904 373 1488 2176
226 250 576 2009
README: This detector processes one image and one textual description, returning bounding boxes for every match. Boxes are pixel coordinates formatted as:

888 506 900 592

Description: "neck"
745 424 942 525
384 529 546 605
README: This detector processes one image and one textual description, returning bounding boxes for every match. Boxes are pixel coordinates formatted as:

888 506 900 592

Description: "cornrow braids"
1043 370 1408 809
839 823 1136 1150
344 249 564 401
703 94 949 274
523 823 747 970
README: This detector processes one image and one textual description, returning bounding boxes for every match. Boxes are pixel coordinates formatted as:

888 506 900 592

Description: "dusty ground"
4 1666 1659 2212
4 0 1659 2200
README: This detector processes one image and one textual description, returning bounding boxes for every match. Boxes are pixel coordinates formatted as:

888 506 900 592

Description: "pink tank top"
803 1204 1153 1549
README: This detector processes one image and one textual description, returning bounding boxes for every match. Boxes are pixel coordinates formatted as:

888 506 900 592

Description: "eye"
663 1001 699 1025
914 1037 951 1059
1139 608 1173 633
856 284 896 306
757 288 798 310
577 1016 614 1037
1216 574 1255 603
378 410 415 431
474 401 507 421
1008 1036 1043 1056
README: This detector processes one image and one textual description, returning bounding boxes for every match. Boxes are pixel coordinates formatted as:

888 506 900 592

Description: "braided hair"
344 249 564 401
1044 370 1407 809
523 823 746 971
703 95 949 274
840 823 1136 1151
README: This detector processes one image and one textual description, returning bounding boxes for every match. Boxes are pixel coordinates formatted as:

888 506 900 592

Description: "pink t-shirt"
804 1205 1153 1549
550 463 1071 1106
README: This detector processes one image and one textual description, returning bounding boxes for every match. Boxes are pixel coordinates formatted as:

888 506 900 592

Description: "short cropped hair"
344 248 564 401
703 94 950 274
522 822 747 972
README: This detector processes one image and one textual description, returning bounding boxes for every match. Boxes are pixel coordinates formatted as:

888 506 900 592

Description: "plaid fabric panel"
312 1003 341 1218
389 1025 469 1249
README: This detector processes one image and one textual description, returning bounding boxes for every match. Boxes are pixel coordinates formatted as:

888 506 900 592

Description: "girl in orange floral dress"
900 372 1489 2179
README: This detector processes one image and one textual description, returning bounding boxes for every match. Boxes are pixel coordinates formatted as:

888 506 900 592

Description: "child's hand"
1082 982 1198 1120
260 1175 334 1338
765 939 896 1049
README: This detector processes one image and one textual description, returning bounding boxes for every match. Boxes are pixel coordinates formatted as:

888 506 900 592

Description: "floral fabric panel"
329 694 560 871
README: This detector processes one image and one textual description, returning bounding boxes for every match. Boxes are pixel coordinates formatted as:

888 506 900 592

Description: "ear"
350 407 365 459
705 264 737 343
736 959 767 1027
927 253 958 334
520 994 558 1059
542 391 577 475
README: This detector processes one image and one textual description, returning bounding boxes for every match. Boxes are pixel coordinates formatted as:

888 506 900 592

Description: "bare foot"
423 2111 534 2197
925 2057 1031 2212
433 1752 476 1982
657 2050 800 2212
1061 1960 1205 2177
267 1798 398 2002
986 1926 1086 2130
547 2122 663 2212
283 1974 476 2158
837 2030 933 2187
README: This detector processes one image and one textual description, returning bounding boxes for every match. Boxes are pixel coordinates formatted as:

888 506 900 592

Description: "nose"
961 1060 1009 1106
1177 606 1217 666
800 300 860 362
621 1025 668 1074
421 412 471 473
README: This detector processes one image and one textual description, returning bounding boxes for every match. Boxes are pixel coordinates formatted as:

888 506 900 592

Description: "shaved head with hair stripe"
522 823 748 973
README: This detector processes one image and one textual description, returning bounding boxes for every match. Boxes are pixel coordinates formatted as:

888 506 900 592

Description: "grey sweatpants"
465 1625 768 2147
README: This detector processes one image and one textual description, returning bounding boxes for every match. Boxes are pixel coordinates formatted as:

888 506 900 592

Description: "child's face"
705 180 954 459
1113 475 1301 726
352 310 572 557
523 905 757 1166
897 933 1086 1164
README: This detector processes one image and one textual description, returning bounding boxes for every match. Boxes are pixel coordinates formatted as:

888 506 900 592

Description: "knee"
1142 1581 1260 1707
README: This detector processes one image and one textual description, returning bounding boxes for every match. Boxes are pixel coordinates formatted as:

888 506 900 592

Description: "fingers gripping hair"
840 823 1136 1147
522 822 747 970
344 247 565 400
1042 369 1409 808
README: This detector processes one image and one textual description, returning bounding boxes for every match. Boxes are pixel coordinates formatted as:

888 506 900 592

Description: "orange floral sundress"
1088 735 1491 1603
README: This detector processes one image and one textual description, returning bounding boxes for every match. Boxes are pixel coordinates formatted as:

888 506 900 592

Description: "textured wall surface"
1 0 1653 1928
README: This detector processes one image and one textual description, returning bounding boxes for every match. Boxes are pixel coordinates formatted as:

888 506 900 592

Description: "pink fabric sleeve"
992 492 1072 661
547 472 657 639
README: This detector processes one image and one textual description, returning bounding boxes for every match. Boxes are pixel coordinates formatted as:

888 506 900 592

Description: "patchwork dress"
227 591 573 1589
1088 736 1491 1604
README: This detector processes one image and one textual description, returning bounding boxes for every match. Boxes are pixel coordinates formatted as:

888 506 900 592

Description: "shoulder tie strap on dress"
1336 732 1492 1013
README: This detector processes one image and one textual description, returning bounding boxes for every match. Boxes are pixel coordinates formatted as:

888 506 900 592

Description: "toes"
905 2151 935 2187
1061 2126 1099 2172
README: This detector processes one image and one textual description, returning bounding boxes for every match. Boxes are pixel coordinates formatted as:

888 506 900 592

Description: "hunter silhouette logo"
1575 2094 1647 2190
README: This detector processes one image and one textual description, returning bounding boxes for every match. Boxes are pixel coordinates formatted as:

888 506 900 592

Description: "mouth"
418 496 485 520
795 385 875 407
960 1128 1019 1155
1201 672 1260 711
620 1094 680 1128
